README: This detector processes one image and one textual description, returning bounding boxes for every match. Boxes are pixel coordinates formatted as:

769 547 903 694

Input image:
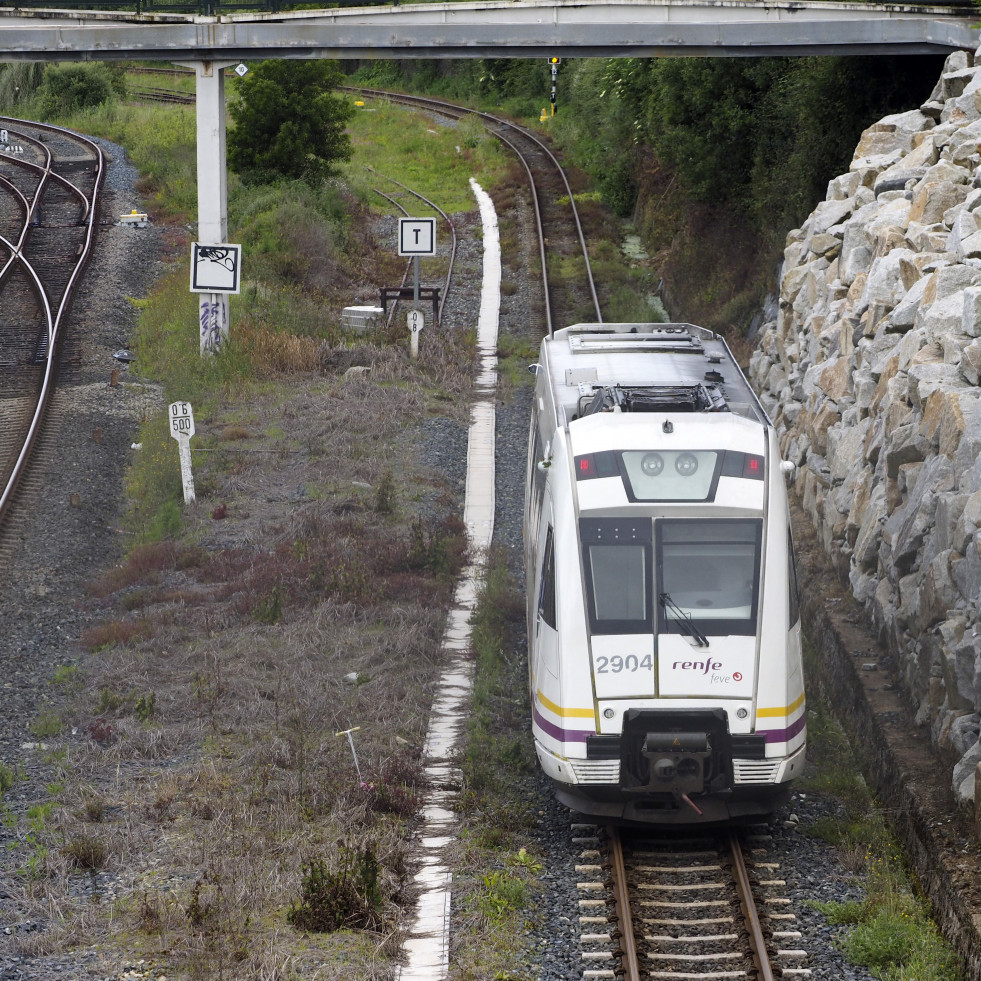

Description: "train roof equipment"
537 322 769 429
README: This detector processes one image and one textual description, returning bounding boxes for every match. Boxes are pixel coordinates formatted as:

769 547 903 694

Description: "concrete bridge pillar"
180 60 236 355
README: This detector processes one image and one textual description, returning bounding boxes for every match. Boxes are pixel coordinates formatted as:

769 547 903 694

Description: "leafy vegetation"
228 59 354 184
800 658 964 980
286 845 385 933
37 62 125 116
364 54 947 332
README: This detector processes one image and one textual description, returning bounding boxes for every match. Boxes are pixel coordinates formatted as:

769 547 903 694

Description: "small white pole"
408 309 424 361
336 726 364 784
168 401 197 504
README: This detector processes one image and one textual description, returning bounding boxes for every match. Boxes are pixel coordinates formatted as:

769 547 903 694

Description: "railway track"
576 824 811 980
129 85 195 105
347 86 602 332
125 79 602 331
0 118 104 550
370 169 458 327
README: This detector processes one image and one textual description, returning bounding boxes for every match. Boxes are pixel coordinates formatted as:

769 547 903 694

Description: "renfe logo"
659 639 755 697
673 659 723 675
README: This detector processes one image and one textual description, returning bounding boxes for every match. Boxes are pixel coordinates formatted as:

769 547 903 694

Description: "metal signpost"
398 218 436 360
168 400 196 504
549 57 560 116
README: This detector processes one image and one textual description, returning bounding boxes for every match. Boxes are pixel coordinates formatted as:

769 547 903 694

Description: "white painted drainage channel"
396 178 501 980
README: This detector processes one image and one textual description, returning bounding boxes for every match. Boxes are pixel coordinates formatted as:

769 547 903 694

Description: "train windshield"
657 519 762 636
579 517 760 636
580 518 654 634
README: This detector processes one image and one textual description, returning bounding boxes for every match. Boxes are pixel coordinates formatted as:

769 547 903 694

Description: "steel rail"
489 124 553 334
0 119 104 525
350 88 556 330
476 106 601 329
348 86 601 333
370 186 415 329
729 830 777 981
0 173 32 282
369 168 457 324
607 825 642 981
0 128 94 222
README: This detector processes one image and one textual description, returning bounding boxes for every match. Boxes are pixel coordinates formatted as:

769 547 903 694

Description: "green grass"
800 642 965 981
343 99 513 213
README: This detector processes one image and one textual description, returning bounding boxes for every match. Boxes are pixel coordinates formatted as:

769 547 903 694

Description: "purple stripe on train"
533 705 594 743
759 713 806 744
536 703 805 748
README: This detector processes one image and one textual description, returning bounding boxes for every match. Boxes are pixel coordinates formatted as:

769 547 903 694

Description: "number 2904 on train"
524 323 805 824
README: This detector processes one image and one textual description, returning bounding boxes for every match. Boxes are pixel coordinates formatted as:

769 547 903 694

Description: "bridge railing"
0 0 404 12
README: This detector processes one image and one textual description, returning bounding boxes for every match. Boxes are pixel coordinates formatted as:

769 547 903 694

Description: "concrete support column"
187 60 234 355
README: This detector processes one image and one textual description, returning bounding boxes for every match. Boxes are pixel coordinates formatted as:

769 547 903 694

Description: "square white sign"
190 243 242 294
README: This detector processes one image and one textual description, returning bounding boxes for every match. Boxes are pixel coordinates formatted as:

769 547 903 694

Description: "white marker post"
407 309 424 360
398 218 436 360
168 401 196 504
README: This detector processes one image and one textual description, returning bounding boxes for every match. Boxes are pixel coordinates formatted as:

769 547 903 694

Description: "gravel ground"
0 138 168 978
0 139 921 981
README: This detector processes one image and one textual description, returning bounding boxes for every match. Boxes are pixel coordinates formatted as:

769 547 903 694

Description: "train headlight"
736 708 748 720
641 452 663 476
675 452 698 477
603 708 615 719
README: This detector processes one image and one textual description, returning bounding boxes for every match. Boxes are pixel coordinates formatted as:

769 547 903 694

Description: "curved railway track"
127 79 602 331
370 168 458 327
576 824 811 980
0 119 104 541
348 86 602 333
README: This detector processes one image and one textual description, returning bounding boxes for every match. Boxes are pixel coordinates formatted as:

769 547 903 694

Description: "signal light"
744 455 763 478
579 455 594 476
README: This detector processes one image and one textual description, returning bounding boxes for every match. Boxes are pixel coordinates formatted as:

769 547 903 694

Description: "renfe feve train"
524 323 805 824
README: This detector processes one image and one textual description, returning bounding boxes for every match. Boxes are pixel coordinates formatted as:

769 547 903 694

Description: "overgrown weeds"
287 843 386 933
800 641 964 981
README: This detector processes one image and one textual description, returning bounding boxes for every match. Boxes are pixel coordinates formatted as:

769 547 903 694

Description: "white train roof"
541 323 769 428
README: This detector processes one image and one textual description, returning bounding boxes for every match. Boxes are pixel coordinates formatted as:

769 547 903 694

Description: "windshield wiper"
659 592 709 648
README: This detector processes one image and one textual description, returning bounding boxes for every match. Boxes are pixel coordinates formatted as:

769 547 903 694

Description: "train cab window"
580 518 653 634
539 526 556 630
657 519 762 636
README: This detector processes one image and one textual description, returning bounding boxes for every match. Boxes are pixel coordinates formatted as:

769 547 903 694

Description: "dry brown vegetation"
19 330 478 979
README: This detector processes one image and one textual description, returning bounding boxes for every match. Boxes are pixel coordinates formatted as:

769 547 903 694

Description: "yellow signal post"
548 56 560 115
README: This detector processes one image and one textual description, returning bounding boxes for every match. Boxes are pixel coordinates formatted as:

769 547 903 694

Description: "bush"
40 63 118 115
287 844 385 933
228 60 354 185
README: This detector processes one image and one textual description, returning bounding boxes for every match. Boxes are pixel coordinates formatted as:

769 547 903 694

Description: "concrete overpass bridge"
2 0 974 352
0 0 976 62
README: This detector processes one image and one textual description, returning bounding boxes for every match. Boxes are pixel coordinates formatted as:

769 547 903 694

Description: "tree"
227 60 355 185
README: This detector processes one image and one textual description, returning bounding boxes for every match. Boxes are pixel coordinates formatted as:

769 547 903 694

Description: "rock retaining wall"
750 47 981 807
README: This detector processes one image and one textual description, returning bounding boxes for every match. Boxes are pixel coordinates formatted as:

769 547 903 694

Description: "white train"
524 323 805 824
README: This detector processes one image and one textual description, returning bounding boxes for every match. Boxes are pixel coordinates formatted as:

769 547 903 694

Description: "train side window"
539 526 556 629
530 428 546 517
788 527 801 626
